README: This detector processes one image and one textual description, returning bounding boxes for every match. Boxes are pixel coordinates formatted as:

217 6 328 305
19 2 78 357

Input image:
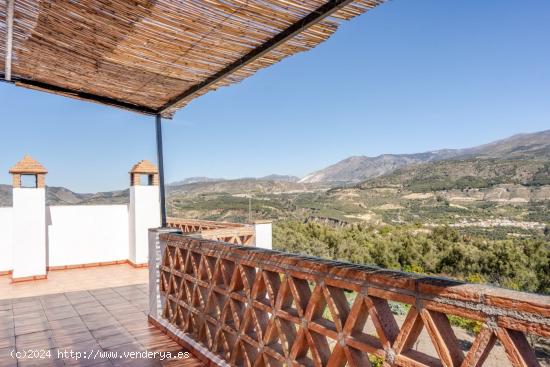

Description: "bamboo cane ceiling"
0 0 385 117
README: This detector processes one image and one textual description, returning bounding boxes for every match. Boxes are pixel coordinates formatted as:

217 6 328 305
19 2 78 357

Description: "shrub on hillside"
273 221 549 294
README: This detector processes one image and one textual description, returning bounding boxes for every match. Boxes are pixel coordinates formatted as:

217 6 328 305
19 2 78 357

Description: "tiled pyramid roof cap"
9 155 48 174
130 160 158 174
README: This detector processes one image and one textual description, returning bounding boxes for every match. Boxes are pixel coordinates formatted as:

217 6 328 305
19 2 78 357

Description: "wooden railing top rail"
158 233 550 366
200 227 256 239
166 218 256 246
167 217 247 231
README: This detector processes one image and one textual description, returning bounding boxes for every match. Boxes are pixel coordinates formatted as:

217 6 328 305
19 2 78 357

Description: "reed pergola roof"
1 0 384 118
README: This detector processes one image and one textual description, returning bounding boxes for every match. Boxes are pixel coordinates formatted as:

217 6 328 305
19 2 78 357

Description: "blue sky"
1 0 549 192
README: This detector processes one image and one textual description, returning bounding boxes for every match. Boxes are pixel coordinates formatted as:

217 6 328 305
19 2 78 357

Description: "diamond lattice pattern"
159 237 545 367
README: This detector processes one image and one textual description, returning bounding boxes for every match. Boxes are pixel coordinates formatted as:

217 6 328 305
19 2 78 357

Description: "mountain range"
168 174 300 186
0 129 548 207
298 129 550 183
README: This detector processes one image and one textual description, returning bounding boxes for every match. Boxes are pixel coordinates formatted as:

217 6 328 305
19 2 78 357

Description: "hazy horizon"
1 128 548 194
1 0 549 192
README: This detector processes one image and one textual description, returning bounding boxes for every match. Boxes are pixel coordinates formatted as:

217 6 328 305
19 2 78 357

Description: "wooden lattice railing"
158 234 550 367
166 217 255 245
199 227 255 246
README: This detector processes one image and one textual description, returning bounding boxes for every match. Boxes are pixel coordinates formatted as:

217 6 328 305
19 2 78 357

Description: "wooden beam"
158 0 356 115
4 0 14 81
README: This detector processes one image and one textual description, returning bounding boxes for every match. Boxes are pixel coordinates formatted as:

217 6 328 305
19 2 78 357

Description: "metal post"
155 114 167 227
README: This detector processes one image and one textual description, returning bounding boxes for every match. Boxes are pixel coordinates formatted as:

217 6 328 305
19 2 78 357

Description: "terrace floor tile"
0 275 203 366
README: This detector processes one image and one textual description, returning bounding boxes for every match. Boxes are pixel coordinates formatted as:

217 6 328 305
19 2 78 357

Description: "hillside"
360 158 550 191
1 130 548 238
169 174 299 186
167 178 326 196
166 155 549 235
289 157 545 239
0 178 323 207
169 177 225 185
0 185 128 207
468 130 550 159
300 129 550 183
0 185 9 206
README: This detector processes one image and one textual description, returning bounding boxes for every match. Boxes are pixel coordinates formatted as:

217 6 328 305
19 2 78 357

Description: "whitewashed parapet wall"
0 157 272 280
252 220 273 249
12 187 47 279
129 186 161 265
0 157 161 280
128 160 161 266
8 155 48 279
0 208 13 274
0 204 134 276
47 205 130 267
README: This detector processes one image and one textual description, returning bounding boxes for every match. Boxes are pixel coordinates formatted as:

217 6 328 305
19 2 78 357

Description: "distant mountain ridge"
299 129 550 183
1 130 547 206
167 178 325 197
0 176 308 207
169 174 299 186
0 185 128 207
359 158 549 192
169 177 225 186
259 174 300 182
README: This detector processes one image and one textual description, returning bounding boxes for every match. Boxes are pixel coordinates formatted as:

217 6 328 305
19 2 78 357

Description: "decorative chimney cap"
130 160 158 174
9 155 48 174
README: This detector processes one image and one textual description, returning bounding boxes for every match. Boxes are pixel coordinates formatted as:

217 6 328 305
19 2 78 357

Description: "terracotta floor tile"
0 312 11 321
0 329 14 339
103 341 143 357
1 269 204 366
57 339 101 353
49 316 86 329
91 326 128 341
14 322 51 336
0 299 12 304
54 330 96 347
63 356 112 367
0 352 17 367
114 358 162 367
15 338 57 351
98 334 136 350
0 346 14 357
74 306 102 315
43 304 74 313
14 330 52 343
0 337 14 350
113 312 145 322
50 329 89 341
16 360 63 367
13 316 47 328
87 362 114 367
0 322 14 334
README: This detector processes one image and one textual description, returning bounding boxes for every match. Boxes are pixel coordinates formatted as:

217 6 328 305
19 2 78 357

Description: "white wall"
0 207 13 272
129 186 160 264
12 188 46 278
47 205 129 267
254 222 272 249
